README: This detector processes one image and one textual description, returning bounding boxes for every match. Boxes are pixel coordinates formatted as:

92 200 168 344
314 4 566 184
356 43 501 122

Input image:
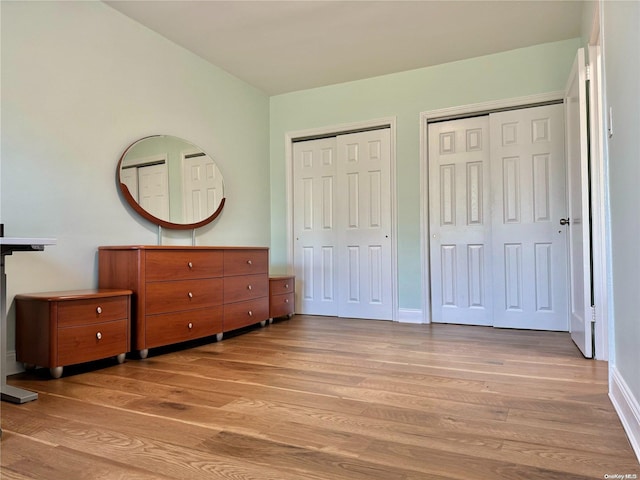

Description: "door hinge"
586 63 591 81
591 305 596 323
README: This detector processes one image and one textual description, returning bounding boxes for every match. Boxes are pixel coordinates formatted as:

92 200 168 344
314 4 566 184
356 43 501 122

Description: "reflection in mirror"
118 135 225 230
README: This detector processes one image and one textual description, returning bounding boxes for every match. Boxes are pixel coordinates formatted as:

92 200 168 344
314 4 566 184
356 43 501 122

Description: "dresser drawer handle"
96 306 102 314
284 298 289 303
284 284 289 289
247 284 252 291
188 292 193 298
188 262 193 269
96 332 102 340
247 260 252 265
248 310 253 317
188 322 193 330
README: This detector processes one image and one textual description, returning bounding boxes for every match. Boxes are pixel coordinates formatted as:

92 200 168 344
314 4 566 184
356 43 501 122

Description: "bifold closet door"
293 137 339 316
293 128 393 320
428 116 493 325
490 104 568 331
429 104 568 331
336 129 393 320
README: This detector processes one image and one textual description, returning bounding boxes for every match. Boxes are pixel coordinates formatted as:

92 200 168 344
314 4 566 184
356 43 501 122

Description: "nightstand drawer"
57 319 128 366
57 295 129 327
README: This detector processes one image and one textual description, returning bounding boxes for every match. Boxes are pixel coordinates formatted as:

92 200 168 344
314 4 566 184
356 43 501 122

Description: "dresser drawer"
269 276 294 295
145 307 223 348
146 250 223 281
223 249 268 276
223 298 269 331
224 274 268 303
57 319 128 366
270 293 295 318
145 278 223 315
57 295 129 327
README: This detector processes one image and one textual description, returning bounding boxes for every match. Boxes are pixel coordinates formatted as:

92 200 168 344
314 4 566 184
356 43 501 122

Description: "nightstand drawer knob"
188 262 193 269
96 332 102 340
188 322 193 330
247 260 252 265
285 298 289 303
285 284 289 289
96 306 102 314
188 292 193 298
248 310 253 317
247 284 252 291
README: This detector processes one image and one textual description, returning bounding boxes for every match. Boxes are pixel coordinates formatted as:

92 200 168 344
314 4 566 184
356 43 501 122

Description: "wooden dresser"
15 289 132 378
98 246 268 358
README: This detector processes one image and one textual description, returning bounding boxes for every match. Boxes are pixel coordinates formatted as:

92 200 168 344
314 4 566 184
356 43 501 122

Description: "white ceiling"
105 1 585 95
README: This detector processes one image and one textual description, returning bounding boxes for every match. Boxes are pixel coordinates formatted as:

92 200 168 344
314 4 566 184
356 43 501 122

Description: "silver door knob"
560 218 570 226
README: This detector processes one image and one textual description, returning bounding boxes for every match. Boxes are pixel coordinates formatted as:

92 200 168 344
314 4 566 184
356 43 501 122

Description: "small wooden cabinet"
15 289 132 378
98 246 269 358
269 275 295 322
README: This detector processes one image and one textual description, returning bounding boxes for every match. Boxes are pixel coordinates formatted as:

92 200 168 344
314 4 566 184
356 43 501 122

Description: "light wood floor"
2 316 639 480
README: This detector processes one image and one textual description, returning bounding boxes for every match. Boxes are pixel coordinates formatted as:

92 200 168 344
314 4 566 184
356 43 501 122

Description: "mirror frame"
117 135 225 230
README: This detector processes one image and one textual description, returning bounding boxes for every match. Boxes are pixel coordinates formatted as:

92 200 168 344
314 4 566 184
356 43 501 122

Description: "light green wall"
0 1 270 362
603 0 640 405
269 39 580 310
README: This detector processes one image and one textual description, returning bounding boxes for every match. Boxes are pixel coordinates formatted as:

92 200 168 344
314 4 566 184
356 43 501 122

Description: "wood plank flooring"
2 316 639 480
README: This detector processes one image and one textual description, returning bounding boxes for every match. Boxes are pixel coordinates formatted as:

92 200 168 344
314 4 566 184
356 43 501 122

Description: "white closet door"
336 129 393 320
183 153 224 223
490 104 569 330
293 137 339 316
138 163 169 221
428 117 493 325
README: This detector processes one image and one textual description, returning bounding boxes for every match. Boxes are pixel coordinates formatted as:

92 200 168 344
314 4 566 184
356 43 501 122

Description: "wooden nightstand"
269 275 295 323
15 289 132 378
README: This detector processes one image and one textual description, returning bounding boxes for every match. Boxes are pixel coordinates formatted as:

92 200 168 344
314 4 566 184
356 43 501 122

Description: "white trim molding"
396 308 424 324
610 366 640 463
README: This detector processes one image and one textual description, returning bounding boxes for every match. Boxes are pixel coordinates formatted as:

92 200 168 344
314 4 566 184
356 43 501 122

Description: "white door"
293 129 393 320
565 48 593 357
183 153 224 224
336 130 393 320
428 117 493 325
293 137 339 316
490 104 569 330
138 163 170 221
120 167 139 202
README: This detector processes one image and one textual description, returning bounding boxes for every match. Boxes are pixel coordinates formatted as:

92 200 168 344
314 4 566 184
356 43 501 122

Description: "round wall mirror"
117 135 225 229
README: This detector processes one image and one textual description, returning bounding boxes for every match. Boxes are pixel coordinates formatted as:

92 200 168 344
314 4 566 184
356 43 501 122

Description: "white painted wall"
601 0 640 461
0 1 270 372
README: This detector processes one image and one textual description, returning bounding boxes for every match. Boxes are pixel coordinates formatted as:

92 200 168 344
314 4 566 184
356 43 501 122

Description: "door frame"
420 91 610 359
285 117 399 321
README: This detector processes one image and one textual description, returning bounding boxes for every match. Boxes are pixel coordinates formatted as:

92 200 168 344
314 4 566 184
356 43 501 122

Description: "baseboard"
5 350 24 376
609 365 640 463
396 308 426 324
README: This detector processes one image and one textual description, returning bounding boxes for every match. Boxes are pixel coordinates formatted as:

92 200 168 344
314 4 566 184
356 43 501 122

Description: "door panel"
183 153 223 224
429 117 493 325
337 129 393 320
293 137 338 316
565 48 593 357
138 163 169 221
490 104 569 330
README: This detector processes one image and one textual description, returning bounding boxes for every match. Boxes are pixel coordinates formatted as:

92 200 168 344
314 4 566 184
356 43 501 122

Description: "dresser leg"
216 332 223 342
268 317 274 324
259 320 267 327
49 367 63 379
139 349 148 359
116 353 126 364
